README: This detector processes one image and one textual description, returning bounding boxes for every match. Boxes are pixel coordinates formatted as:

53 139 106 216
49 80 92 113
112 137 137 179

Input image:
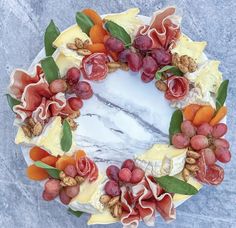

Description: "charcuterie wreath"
7 7 230 227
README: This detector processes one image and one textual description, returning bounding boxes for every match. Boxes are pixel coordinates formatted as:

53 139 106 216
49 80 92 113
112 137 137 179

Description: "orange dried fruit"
29 146 50 161
86 43 107 53
210 106 227 126
183 104 202 121
26 164 49 181
89 25 108 43
55 155 76 171
193 105 215 126
82 8 103 25
75 150 86 160
41 156 58 167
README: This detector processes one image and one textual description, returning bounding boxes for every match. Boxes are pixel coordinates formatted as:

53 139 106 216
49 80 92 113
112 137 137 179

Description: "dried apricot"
193 105 215 126
183 104 201 121
41 156 58 167
55 156 76 171
75 150 86 160
210 106 227 126
86 43 107 53
29 146 49 161
89 25 107 43
82 8 103 25
26 164 48 181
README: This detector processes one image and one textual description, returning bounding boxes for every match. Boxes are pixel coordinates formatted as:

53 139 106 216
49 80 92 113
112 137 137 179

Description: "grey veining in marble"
0 0 236 228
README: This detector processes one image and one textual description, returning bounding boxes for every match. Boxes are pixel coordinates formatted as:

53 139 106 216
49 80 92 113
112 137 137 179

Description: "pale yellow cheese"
87 209 118 225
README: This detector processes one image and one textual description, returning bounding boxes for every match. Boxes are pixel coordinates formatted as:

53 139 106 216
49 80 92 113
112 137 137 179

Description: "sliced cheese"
172 34 207 63
135 144 187 177
15 116 76 156
87 209 118 225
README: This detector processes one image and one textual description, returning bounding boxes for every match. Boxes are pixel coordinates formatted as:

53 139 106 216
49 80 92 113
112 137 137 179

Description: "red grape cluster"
104 159 145 197
172 121 231 165
104 35 171 83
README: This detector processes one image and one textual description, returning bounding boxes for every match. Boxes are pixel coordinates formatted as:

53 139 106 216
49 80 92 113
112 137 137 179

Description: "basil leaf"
44 20 60 56
6 94 21 112
155 176 198 195
61 120 72 152
155 65 183 80
105 21 131 47
68 208 83 217
41 56 60 84
34 161 60 179
169 109 183 144
216 80 229 111
76 12 94 35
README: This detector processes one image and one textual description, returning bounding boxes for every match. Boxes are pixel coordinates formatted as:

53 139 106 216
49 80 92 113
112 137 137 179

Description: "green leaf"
169 109 183 144
34 161 60 179
68 208 83 217
41 56 60 84
76 12 94 35
216 80 229 111
44 20 60 56
6 94 21 112
155 176 198 195
155 65 183 80
61 120 72 152
105 21 132 47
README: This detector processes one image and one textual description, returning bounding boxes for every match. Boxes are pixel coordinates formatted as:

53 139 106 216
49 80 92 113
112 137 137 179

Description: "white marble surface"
0 0 236 228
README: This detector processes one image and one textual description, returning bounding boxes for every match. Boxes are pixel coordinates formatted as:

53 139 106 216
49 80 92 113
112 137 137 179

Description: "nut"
185 164 199 172
120 63 129 71
68 111 80 119
108 196 120 208
28 118 36 128
21 125 32 138
108 68 117 73
172 53 180 66
59 171 66 180
66 117 77 131
75 176 85 184
187 150 201 159
83 39 90 47
112 203 122 218
77 49 92 56
60 181 67 187
178 64 189 73
107 62 121 69
99 194 111 205
62 176 77 186
74 38 84 49
155 80 167 92
32 122 43 136
185 157 196 165
182 168 190 182
67 43 78 50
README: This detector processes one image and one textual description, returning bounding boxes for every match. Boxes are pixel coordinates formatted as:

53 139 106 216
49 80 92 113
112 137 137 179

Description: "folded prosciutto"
121 176 176 228
138 6 181 50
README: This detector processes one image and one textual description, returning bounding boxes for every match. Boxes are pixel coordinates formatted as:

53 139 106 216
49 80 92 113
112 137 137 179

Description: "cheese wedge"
135 144 187 177
15 116 76 156
87 209 118 225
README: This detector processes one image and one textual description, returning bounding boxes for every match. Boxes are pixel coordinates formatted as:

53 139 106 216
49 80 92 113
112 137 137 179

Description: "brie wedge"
135 144 187 177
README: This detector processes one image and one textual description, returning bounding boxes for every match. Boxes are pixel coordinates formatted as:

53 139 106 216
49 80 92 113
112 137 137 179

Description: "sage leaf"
68 208 83 217
34 161 60 179
44 20 60 56
105 21 131 47
41 56 60 84
6 94 21 112
216 80 229 111
155 65 183 80
169 109 183 144
155 176 198 195
61 120 72 152
76 12 94 35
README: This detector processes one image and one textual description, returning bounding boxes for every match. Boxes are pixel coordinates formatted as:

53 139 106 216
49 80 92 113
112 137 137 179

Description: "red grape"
197 123 213 136
42 190 57 201
215 146 231 163
68 97 83 111
104 180 121 196
44 179 61 196
212 123 227 138
118 49 132 63
151 48 171 66
64 164 77 178
49 79 67 94
59 188 71 205
142 56 158 75
106 165 120 181
65 185 80 198
141 72 155 83
74 81 93 100
181 120 196 138
133 35 152 51
172 133 190 149
105 37 124 52
121 159 135 171
130 168 144 184
213 138 230 149
201 148 216 166
127 52 143 72
190 135 209 150
66 67 81 86
119 168 132 182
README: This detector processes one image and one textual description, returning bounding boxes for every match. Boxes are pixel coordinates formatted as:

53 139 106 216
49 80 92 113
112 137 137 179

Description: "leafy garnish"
68 208 83 217
76 12 94 35
41 56 60 84
105 21 131 47
155 65 183 80
61 120 72 152
155 176 198 195
169 109 183 144
44 20 60 56
6 94 21 112
216 80 229 111
34 161 60 179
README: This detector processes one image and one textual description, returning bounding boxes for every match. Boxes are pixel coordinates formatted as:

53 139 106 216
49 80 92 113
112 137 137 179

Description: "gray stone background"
0 0 235 227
